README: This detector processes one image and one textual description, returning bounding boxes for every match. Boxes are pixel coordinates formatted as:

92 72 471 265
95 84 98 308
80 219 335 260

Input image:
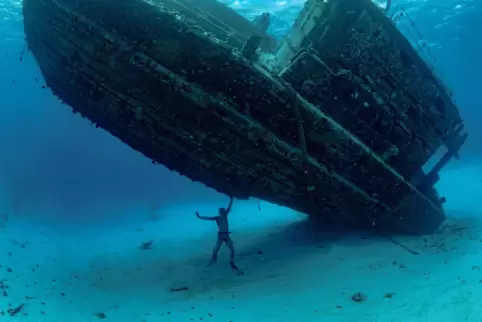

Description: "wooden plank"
22 0 461 234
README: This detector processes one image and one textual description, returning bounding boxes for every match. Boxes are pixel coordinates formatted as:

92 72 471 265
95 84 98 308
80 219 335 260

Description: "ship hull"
22 0 462 234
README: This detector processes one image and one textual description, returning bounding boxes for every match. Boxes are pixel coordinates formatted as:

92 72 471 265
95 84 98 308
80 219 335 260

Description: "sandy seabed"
1 164 482 322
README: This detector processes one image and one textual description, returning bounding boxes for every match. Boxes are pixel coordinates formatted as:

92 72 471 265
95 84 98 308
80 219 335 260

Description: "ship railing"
146 0 246 46
382 1 466 192
389 7 438 73
388 4 456 121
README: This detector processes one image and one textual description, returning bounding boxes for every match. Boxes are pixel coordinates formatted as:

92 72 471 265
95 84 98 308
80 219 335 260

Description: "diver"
253 12 271 32
195 196 243 275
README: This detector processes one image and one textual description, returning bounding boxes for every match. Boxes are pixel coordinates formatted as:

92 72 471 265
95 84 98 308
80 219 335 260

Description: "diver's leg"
206 237 222 267
225 237 243 275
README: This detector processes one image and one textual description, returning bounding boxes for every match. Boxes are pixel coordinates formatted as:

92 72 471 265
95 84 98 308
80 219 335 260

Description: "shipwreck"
22 0 467 234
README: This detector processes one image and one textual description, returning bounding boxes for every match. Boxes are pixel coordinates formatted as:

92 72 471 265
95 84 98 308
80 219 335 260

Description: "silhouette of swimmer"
195 197 243 275
252 12 271 32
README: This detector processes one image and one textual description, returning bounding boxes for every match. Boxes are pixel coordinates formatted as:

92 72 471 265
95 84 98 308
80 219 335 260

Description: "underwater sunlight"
0 0 481 321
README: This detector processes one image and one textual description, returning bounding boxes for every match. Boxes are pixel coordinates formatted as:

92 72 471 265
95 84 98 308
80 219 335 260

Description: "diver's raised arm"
226 196 234 214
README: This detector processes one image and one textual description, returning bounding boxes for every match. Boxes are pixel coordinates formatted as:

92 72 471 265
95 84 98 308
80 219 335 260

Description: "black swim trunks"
218 232 231 241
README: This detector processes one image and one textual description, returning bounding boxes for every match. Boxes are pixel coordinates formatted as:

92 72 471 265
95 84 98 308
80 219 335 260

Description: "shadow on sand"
70 214 482 301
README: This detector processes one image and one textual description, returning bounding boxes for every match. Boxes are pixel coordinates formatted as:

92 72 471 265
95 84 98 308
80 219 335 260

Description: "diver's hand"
195 212 200 218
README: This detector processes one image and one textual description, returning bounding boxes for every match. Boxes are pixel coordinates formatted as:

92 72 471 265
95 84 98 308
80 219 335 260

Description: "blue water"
0 0 481 321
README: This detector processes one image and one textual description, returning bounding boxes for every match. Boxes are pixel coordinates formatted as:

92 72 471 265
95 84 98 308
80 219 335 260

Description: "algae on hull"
22 0 466 234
